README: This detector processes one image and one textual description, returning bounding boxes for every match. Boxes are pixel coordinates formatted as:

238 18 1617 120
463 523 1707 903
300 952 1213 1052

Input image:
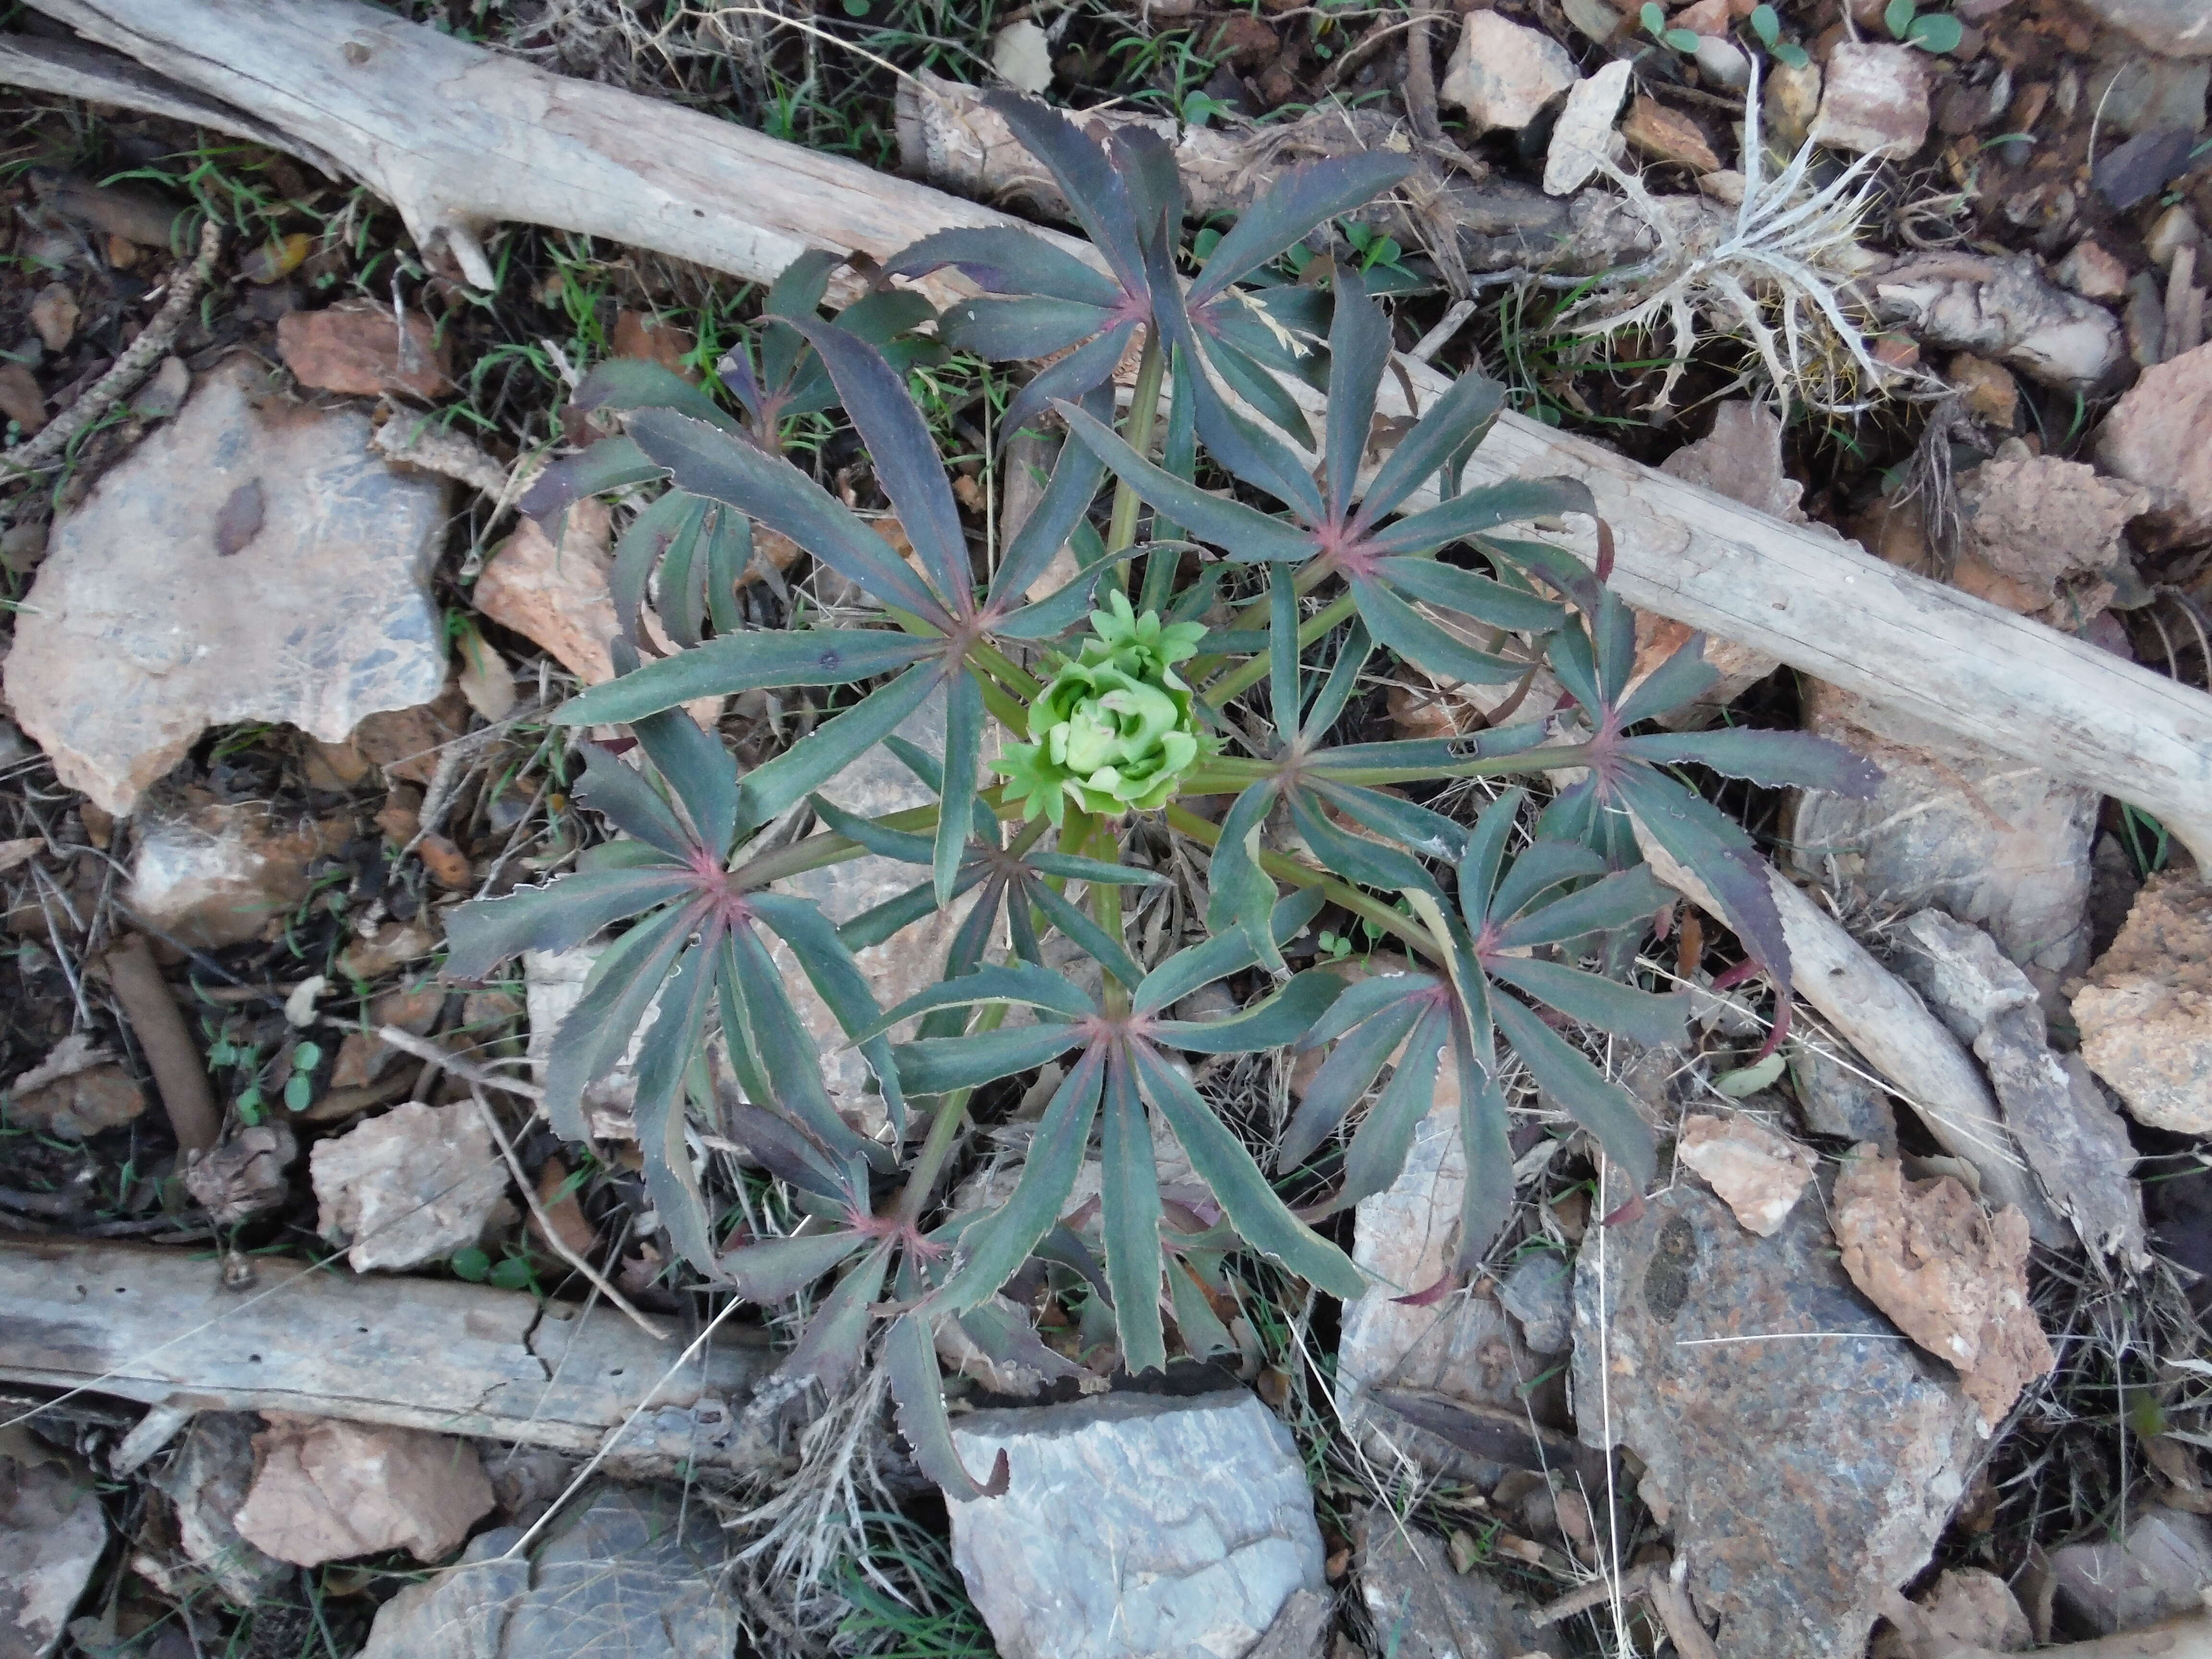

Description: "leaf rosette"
997 593 1213 822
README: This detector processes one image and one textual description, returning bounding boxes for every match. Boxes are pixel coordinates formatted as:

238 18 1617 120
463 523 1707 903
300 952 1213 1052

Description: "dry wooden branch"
100 931 218 1154
13 0 2212 858
1636 830 2060 1241
0 1236 772 1470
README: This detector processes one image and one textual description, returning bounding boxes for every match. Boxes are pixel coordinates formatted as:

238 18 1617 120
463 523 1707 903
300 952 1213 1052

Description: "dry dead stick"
1 219 219 478
467 1083 669 1343
378 1023 543 1102
103 932 218 1154
18 0 2212 855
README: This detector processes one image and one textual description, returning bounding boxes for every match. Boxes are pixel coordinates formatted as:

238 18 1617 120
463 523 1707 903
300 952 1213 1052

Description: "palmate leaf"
442 728 903 1267
1060 266 1587 693
1282 791 1684 1262
1535 592 1883 992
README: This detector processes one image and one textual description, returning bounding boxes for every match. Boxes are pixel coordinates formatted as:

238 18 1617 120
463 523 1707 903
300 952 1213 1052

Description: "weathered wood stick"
16 0 2212 859
0 1237 772 1469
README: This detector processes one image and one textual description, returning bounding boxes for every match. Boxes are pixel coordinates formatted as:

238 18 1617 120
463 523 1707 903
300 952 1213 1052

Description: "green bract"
998 593 1209 821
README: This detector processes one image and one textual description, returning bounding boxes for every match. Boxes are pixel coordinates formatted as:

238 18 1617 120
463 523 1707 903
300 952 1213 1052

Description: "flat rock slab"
946 1390 1324 1659
1353 1509 1562 1659
3 356 448 814
0 1441 105 1659
359 1482 739 1659
1573 1183 1980 1659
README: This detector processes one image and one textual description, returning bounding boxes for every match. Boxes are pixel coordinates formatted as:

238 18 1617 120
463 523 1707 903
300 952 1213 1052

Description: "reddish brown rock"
277 301 452 400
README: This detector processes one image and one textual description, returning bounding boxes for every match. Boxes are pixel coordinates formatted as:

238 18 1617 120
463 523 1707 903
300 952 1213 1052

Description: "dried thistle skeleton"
1557 63 1919 415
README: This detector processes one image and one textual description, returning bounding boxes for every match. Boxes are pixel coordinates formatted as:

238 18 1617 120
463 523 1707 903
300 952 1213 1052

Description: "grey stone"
2048 1508 2212 1635
1893 910 2147 1266
1 356 448 815
1572 1179 1980 1659
945 1390 1323 1659
358 1483 738 1659
1500 1253 1574 1355
1788 1042 1898 1150
2077 0 2212 55
2086 54 2210 136
149 1413 288 1607
1353 1510 1562 1659
1788 682 2097 1010
0 1441 105 1659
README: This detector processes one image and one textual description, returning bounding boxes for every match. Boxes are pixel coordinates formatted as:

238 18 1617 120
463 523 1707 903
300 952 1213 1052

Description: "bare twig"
1 219 220 479
378 1025 545 1102
469 1083 669 1341
103 931 219 1154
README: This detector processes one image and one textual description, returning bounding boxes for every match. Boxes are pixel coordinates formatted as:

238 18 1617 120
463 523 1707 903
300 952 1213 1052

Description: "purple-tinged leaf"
889 1310 1010 1499
1456 1049 1516 1268
734 662 939 835
1615 765 1793 987
628 941 724 1273
1279 996 1423 1172
574 358 741 434
940 294 1108 360
542 909 693 1142
988 425 1108 608
517 436 660 519
936 672 985 906
720 1228 870 1303
723 927 876 1165
562 629 938 727
1374 556 1565 634
1356 370 1504 529
869 962 1097 1036
1152 969 1347 1055
1324 266 1390 524
1367 477 1596 556
572 743 694 860
1611 630 1721 730
1133 890 1324 1015
1206 782 1283 972
629 700 741 861
1491 863 1671 949
1334 1006 1448 1211
1002 320 1138 453
1618 729 1884 798
1353 577 1527 687
1056 399 1312 562
748 891 908 1134
892 1024 1090 1096
986 91 1146 289
778 1242 889 1399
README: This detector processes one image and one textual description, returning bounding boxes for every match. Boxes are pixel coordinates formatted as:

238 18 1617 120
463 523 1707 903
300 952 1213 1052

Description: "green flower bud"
994 592 1212 824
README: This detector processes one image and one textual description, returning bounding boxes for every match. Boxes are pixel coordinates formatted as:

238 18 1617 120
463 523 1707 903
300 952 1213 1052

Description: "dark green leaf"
1457 1056 1516 1268
778 1243 888 1397
542 910 692 1141
1492 862 1671 948
1489 956 1687 1047
1133 889 1324 1014
1356 370 1504 527
1335 1006 1447 1210
574 357 741 433
517 436 660 519
936 672 985 906
1189 151 1413 300
989 429 1109 608
1057 400 1313 563
1373 556 1565 634
886 226 1123 307
1491 996 1656 1189
1151 969 1347 1054
445 867 690 980
628 408 945 623
748 891 909 1134
1323 266 1391 522
1611 631 1720 730
889 1310 1010 1499
1206 782 1283 972
1486 839 1608 923
1612 766 1790 985
1027 879 1145 991
1278 996 1423 1170
1352 577 1527 686
735 663 939 834
1133 1043 1365 1298
935 1048 1106 1310
892 1024 1089 1095
723 927 875 1164
631 703 740 860
573 742 694 859
1618 729 1883 797
1367 477 1596 556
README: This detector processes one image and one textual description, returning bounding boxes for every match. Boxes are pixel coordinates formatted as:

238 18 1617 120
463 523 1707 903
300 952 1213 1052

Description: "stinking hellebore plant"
449 93 1880 1501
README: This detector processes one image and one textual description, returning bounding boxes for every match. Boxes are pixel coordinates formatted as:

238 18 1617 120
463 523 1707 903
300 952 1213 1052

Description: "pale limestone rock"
1676 1112 1817 1237
233 1414 493 1567
1543 60 1632 196
1440 13 1576 132
311 1101 510 1272
1 357 447 814
1831 1149 2055 1429
1811 43 1930 160
946 1391 1323 1659
2098 339 2212 541
1893 910 2147 1265
1788 682 2097 1009
2073 872 2212 1133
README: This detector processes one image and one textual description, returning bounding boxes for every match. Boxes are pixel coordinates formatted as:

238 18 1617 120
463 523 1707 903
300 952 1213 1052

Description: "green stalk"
1201 591 1359 707
1165 803 1443 963
895 1000 1009 1226
1104 326 1167 562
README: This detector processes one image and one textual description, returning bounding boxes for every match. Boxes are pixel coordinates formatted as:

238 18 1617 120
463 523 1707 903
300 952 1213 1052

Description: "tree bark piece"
0 1237 772 1470
15 0 2212 858
1635 833 2061 1241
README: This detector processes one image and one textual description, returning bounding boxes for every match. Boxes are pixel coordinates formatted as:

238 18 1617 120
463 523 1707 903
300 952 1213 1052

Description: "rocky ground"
1 0 2211 1657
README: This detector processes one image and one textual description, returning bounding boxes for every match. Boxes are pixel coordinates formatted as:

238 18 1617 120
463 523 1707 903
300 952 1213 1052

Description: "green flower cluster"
996 593 1212 824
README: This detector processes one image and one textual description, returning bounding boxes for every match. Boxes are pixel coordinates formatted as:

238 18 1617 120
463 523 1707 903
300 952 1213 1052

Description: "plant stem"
1165 804 1443 962
895 1000 1009 1226
1201 591 1359 707
1105 325 1166 563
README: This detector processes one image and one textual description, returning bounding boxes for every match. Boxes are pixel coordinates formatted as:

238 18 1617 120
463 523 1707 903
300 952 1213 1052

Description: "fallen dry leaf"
612 310 697 379
417 832 472 890
0 835 44 874
472 503 619 685
1832 1147 2054 1427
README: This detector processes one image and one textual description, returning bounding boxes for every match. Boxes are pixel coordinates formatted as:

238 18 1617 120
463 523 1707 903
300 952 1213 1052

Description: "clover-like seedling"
1883 0 1964 52
996 592 1214 823
1746 3 1811 68
1641 2 1703 54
